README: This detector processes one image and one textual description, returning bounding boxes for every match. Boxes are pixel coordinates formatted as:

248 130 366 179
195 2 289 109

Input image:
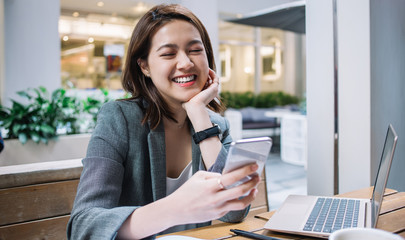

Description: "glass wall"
59 12 134 90
218 21 305 97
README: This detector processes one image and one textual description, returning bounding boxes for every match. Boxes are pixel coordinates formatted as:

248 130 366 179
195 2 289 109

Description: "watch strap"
193 124 221 144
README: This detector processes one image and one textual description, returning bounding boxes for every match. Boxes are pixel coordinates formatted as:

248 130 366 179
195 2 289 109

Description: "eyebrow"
156 39 203 52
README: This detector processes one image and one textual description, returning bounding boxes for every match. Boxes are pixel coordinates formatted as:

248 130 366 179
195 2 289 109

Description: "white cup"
329 228 403 240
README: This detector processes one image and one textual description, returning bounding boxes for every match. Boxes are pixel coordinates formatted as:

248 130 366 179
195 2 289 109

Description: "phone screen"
222 137 272 189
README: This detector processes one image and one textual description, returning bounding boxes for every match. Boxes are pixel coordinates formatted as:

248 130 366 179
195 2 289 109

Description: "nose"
177 52 194 70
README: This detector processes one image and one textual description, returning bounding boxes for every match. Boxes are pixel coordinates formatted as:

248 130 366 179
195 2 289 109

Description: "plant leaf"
17 90 32 100
18 133 28 144
40 124 55 134
12 124 21 135
30 132 40 143
41 137 49 144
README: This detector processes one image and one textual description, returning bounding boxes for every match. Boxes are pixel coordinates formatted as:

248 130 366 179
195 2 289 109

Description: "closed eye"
189 49 203 54
160 53 176 57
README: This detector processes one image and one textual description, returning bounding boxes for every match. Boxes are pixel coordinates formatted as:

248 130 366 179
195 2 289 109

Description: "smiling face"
139 20 209 109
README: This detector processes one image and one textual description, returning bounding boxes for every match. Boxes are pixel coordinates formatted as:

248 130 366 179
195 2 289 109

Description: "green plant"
220 91 300 109
82 88 111 130
220 91 255 109
0 86 81 144
0 86 126 144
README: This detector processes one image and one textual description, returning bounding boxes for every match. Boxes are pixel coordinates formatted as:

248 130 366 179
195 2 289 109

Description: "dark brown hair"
121 4 224 129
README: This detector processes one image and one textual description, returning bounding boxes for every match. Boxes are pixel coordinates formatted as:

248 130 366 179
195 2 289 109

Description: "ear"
138 59 150 77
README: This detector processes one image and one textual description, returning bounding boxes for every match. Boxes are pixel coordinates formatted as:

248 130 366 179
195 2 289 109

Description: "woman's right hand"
165 163 260 226
117 164 260 239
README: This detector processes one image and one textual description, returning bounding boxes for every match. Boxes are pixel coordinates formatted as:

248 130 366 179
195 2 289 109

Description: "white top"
166 161 193 196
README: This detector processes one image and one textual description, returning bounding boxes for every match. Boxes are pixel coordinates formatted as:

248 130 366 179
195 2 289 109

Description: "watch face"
214 124 221 133
213 124 222 140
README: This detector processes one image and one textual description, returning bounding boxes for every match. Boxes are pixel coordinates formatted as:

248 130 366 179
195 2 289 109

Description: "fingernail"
253 188 258 197
251 164 258 171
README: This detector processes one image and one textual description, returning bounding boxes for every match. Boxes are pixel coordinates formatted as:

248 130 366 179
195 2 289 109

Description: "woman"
67 4 259 240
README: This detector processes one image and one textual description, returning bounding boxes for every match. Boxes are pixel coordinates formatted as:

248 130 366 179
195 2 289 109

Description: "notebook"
264 124 398 238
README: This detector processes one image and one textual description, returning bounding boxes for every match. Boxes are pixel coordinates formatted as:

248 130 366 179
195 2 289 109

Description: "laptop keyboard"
303 198 360 233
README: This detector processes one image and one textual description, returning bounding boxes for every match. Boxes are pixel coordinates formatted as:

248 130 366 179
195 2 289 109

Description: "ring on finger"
217 177 225 190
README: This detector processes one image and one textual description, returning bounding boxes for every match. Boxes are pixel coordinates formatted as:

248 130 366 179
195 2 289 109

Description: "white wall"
338 0 405 193
3 0 60 106
307 0 372 196
0 0 4 104
370 0 405 192
306 0 336 196
337 0 371 194
307 0 405 195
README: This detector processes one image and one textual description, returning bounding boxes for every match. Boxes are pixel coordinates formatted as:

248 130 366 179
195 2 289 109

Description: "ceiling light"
110 17 118 23
88 37 94 43
72 12 79 17
261 47 275 56
62 36 69 41
244 67 252 74
97 1 104 7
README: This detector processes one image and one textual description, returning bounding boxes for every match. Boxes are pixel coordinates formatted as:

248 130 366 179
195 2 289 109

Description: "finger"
209 69 219 84
204 172 222 180
199 69 218 94
206 74 212 85
192 171 226 192
218 174 260 201
219 188 259 212
199 83 219 105
221 163 258 187
208 68 217 80
210 174 260 207
194 170 221 180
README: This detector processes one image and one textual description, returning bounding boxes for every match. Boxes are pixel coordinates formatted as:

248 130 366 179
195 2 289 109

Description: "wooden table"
160 187 405 239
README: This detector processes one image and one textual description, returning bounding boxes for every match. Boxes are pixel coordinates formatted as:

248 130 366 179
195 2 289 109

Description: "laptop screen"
371 124 398 227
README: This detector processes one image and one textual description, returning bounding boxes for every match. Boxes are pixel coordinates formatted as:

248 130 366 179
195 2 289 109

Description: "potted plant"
0 87 82 144
0 86 113 166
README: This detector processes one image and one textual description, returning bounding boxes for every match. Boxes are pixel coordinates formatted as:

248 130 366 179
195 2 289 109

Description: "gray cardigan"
67 99 249 240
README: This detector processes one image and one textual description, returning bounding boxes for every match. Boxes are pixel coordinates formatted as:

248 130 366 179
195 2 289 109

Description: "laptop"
264 124 398 238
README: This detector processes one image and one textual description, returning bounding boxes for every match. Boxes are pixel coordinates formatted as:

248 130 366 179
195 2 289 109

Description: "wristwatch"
193 124 221 144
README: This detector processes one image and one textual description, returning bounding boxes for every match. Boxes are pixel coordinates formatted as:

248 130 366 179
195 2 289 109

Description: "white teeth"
173 75 195 83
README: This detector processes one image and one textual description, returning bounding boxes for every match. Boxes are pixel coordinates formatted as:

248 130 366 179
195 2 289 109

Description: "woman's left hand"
182 69 222 169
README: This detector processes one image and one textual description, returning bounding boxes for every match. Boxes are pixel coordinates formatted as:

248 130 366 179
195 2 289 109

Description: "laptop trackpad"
279 202 310 215
266 195 316 229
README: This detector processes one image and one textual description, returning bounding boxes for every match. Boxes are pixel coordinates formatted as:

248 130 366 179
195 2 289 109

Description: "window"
219 21 285 93
219 44 255 92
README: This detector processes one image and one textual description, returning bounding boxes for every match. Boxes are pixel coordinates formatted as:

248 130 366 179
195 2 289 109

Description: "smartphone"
222 136 272 189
